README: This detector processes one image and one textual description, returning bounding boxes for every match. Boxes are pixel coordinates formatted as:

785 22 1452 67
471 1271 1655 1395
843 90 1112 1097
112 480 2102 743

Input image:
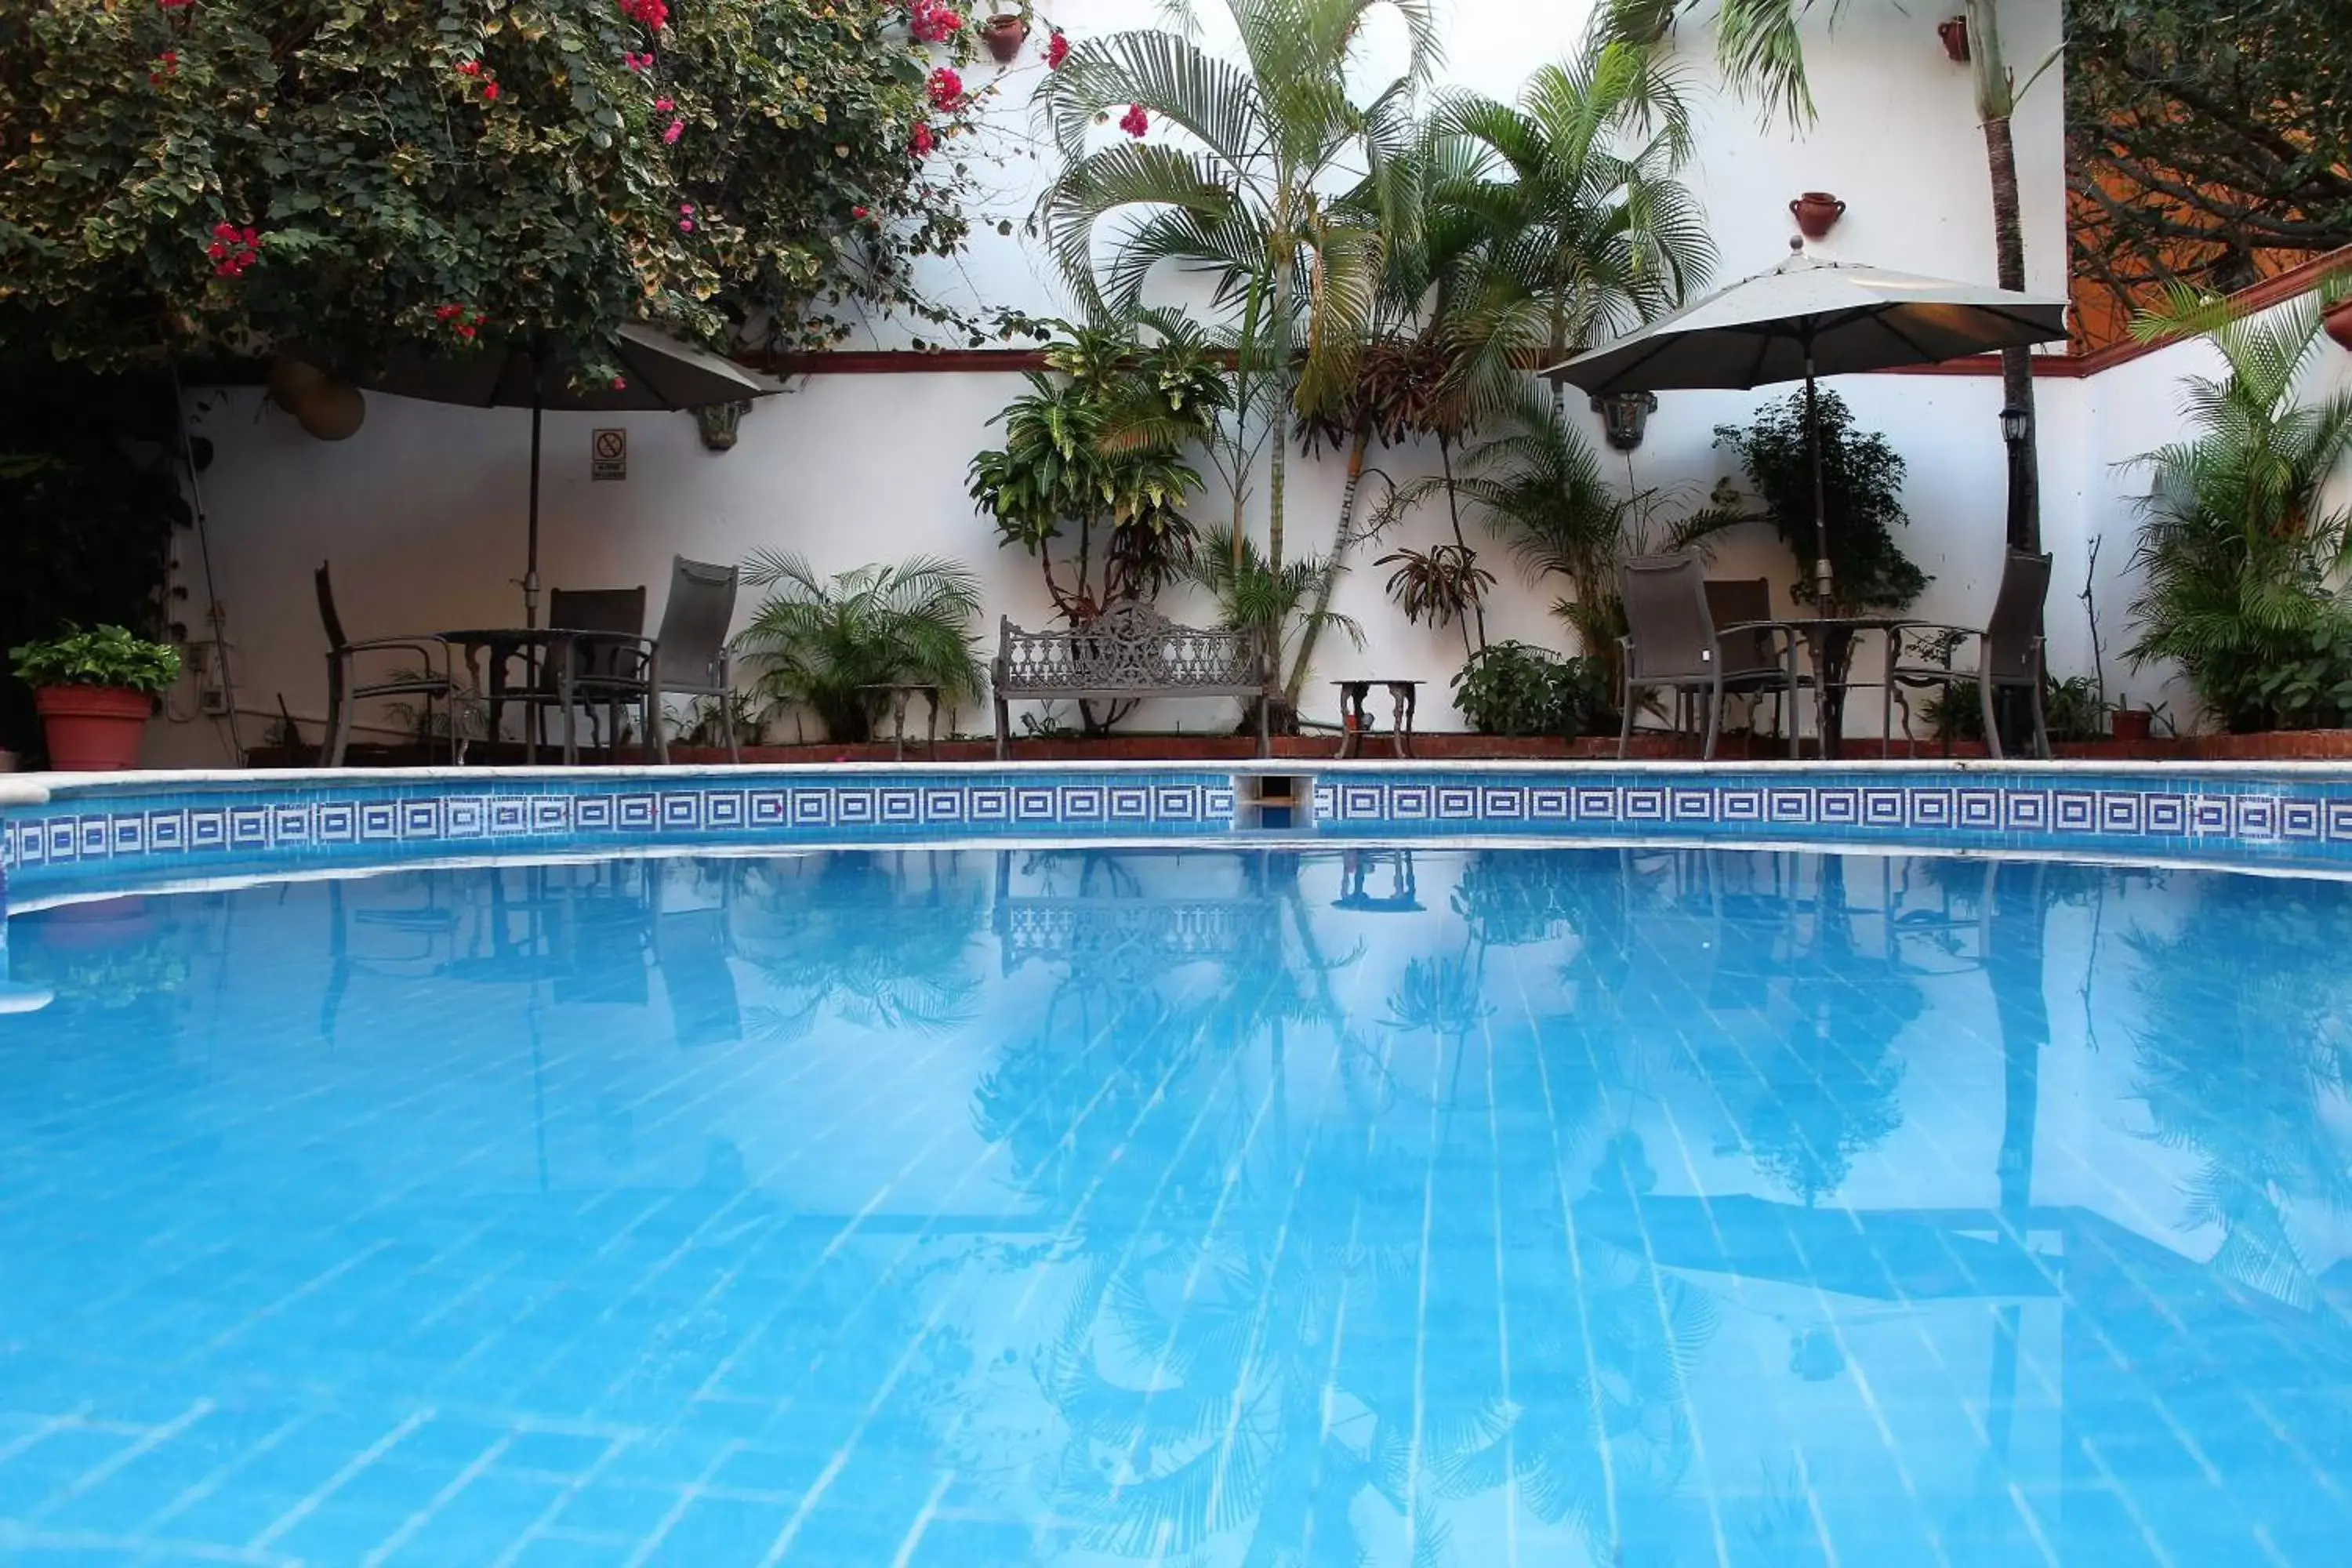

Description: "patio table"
1787 615 1905 760
1334 679 1423 759
439 627 650 766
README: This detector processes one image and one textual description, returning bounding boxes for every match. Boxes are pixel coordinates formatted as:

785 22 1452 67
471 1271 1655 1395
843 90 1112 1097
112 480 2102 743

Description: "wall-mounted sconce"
1592 390 1658 452
695 399 751 452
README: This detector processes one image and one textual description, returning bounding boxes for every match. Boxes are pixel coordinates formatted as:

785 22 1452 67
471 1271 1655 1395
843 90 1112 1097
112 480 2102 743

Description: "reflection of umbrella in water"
330 325 786 625
1548 256 2068 599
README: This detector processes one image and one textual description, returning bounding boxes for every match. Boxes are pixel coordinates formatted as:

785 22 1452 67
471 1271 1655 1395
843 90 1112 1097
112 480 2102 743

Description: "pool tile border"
11 762 2352 891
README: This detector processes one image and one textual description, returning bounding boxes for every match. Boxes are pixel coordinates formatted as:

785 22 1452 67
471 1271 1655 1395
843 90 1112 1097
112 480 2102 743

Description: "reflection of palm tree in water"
980 850 1717 1566
2126 873 2352 1308
730 850 985 1039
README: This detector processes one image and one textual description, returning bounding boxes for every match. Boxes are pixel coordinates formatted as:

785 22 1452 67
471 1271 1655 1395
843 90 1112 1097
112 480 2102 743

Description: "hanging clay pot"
981 13 1029 63
1790 192 1846 241
295 378 366 441
1936 16 1969 62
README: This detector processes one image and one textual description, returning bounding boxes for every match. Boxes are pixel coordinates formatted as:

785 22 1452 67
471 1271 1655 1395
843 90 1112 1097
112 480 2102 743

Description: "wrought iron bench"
991 604 1269 759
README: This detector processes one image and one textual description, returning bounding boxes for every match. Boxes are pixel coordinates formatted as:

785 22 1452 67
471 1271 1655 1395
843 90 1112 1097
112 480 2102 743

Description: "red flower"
1045 31 1069 69
158 0 191 9
434 303 463 321
206 242 227 260
619 0 668 29
612 376 628 390
457 60 481 76
653 96 674 113
623 51 654 72
909 4 960 44
481 81 500 101
662 118 684 143
148 49 179 85
926 67 962 111
212 222 238 240
457 325 477 339
1119 103 1149 138
851 205 869 220
909 121 935 157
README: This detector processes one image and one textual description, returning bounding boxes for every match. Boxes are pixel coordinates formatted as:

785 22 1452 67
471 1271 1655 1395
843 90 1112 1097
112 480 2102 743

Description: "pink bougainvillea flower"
434 303 463 321
158 0 192 9
653 96 674 112
148 50 179 85
851 205 869 220
679 219 695 232
1045 31 1069 69
457 60 481 76
481 81 500 101
909 121 935 157
212 222 238 239
206 242 228 260
662 118 684 143
1119 103 1149 137
927 67 962 111
623 51 654 72
909 4 960 44
612 376 628 390
679 202 695 215
619 0 668 30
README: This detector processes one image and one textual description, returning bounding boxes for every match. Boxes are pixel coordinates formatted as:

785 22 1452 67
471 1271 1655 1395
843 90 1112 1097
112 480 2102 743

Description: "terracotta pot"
33 684 152 771
1936 16 1969 62
1790 192 1846 241
2325 297 2352 352
981 13 1029 62
2110 708 2154 743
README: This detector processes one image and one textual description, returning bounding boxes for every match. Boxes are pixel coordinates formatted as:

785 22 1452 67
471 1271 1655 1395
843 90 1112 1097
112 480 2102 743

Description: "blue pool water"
1 845 2349 1566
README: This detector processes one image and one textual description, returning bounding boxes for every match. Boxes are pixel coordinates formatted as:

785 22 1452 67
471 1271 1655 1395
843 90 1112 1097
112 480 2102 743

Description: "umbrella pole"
1805 346 1833 604
524 398 543 629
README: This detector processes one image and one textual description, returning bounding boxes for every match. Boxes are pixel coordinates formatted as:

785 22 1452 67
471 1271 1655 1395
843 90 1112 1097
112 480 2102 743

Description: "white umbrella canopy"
1546 256 2070 596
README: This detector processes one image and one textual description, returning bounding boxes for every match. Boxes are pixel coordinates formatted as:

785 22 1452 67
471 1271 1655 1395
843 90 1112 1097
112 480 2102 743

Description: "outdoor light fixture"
1592 390 1658 452
2000 402 2030 445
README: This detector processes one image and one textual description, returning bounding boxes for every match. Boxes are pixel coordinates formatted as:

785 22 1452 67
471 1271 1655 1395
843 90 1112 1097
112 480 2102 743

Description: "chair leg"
1617 677 1637 759
995 696 1011 762
720 690 740 764
1701 678 1722 760
1980 675 2005 761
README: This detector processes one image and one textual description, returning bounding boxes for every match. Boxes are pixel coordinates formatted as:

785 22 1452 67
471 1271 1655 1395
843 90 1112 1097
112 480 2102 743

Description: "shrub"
0 1 998 373
1715 390 1928 614
1919 674 2107 743
2123 287 2352 732
9 626 181 695
1451 641 1613 738
737 553 983 743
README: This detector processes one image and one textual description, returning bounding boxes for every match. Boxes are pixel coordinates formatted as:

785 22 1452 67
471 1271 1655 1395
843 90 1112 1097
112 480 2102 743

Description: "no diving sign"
591 427 626 481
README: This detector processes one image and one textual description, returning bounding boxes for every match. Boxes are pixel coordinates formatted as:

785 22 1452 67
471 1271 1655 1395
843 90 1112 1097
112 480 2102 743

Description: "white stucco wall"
148 0 2127 766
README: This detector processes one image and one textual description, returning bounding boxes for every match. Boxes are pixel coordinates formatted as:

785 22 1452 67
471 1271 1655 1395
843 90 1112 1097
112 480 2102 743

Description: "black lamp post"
1999 401 2031 550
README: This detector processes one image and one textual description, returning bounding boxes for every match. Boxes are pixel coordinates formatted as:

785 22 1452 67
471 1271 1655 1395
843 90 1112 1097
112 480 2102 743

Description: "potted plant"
981 4 1031 61
2110 695 2154 743
9 626 181 771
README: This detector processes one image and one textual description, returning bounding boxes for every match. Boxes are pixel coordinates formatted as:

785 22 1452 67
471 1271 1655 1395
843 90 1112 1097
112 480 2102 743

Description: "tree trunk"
1285 423 1370 706
1439 434 1486 651
1967 0 2038 554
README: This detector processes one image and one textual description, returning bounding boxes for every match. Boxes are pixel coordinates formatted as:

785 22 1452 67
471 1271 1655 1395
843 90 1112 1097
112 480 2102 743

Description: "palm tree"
1184 522 1363 724
1607 0 2049 547
736 551 985 742
2122 283 2352 731
1433 39 1715 418
1033 0 1440 576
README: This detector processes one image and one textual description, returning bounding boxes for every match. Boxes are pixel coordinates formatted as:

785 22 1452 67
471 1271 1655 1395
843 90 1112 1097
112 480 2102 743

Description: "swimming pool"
2 834 2347 1564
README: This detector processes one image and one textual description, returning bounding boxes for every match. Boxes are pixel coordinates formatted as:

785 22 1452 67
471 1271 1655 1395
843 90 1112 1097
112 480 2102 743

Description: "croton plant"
0 0 1009 380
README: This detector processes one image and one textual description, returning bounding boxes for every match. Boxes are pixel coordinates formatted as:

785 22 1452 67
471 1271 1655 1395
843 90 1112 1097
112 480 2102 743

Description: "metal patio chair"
1618 553 1805 760
316 561 461 766
534 586 651 758
542 558 743 764
1704 576 1812 753
1882 550 2053 760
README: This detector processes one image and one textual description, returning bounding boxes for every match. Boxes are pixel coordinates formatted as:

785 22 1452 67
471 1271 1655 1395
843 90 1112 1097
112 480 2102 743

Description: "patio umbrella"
337 324 786 625
1546 256 2068 598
